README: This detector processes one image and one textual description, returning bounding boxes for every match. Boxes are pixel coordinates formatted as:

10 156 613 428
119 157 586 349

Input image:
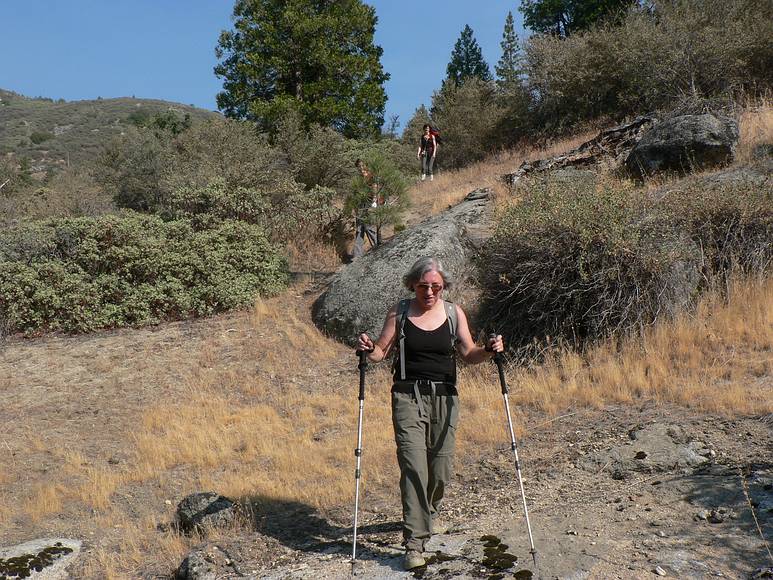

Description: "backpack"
429 126 443 145
393 298 458 383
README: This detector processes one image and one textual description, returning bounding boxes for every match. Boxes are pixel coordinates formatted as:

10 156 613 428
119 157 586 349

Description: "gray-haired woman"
357 257 503 570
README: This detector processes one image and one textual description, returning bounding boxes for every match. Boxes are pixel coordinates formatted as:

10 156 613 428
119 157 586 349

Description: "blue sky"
0 1 525 132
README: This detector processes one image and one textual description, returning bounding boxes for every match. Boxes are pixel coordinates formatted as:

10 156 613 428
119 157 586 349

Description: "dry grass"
405 131 598 220
736 97 773 164
505 278 773 416
284 237 342 274
23 482 68 522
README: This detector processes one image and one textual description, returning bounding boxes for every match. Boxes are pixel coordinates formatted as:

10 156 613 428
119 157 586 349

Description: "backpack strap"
394 298 458 383
395 298 411 381
444 300 458 385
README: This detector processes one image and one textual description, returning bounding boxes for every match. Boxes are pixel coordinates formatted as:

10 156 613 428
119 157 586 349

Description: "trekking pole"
351 349 368 573
490 334 540 577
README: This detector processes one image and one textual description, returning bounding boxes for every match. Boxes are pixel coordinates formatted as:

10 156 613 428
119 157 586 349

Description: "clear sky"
0 1 525 132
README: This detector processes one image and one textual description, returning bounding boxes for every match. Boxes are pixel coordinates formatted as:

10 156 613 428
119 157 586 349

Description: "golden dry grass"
736 97 773 164
506 278 773 416
405 131 598 220
127 278 772 526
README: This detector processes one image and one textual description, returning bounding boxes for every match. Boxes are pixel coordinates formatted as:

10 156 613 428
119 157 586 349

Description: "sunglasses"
415 283 443 293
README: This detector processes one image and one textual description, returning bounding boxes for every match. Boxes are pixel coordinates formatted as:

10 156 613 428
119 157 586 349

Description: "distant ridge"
0 89 220 172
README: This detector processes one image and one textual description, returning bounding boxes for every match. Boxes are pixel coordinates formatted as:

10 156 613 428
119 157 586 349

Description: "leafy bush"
480 175 701 350
0 213 288 335
93 127 170 211
346 152 409 234
523 0 773 131
480 167 772 351
166 179 342 243
30 131 54 145
429 79 506 169
655 166 773 281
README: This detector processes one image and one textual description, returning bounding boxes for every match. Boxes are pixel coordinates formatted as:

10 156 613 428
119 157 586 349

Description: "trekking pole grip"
489 333 508 395
357 349 368 401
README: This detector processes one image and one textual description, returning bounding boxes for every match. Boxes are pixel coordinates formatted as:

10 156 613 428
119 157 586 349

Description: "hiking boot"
421 174 426 181
404 550 426 570
430 174 434 181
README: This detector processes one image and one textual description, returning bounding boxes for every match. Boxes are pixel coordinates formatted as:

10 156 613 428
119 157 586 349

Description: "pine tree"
495 11 523 91
519 0 634 37
446 25 492 86
215 0 389 137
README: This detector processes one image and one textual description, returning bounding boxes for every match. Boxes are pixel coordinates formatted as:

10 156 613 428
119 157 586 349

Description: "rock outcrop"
625 113 739 177
312 190 492 344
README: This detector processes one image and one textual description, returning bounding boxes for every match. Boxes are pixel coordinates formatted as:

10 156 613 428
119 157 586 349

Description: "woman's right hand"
357 333 374 352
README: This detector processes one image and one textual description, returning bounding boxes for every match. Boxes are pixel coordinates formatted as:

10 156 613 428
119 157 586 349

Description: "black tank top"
397 318 455 382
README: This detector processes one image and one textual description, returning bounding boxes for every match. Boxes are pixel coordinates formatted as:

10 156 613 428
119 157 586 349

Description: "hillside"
0 113 771 578
0 89 219 173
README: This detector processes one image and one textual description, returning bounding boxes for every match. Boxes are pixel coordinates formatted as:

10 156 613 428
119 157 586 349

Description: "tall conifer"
446 25 492 86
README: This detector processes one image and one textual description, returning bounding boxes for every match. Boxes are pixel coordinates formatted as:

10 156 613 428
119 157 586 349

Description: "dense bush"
656 166 773 281
429 79 507 169
0 213 288 335
480 175 700 350
524 0 773 131
93 127 170 211
479 167 772 350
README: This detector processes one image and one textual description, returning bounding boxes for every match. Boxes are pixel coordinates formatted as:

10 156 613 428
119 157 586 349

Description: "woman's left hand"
486 334 504 353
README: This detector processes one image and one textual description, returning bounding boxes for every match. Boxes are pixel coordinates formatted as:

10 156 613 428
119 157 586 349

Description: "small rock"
654 565 667 576
707 508 726 524
176 492 237 534
695 509 710 521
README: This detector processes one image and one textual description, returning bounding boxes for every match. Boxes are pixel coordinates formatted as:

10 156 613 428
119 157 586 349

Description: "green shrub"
655 167 773 281
30 131 54 145
523 0 773 131
0 213 288 335
429 78 506 169
480 166 772 352
480 176 700 350
166 179 341 243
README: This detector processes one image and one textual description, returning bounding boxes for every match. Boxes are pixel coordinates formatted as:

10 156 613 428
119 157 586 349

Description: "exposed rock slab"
0 538 81 579
312 190 492 345
577 423 712 478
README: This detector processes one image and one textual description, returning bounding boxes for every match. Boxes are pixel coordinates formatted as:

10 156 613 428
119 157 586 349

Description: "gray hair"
402 257 454 291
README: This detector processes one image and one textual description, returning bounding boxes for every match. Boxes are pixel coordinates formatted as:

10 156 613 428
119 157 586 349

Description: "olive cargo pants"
391 388 459 551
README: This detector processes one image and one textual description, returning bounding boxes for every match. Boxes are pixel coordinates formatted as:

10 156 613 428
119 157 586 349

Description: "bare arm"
357 304 398 362
432 136 437 157
454 304 503 364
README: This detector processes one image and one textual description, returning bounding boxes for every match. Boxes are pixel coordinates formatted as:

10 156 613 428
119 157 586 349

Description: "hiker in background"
417 124 438 181
356 257 504 570
351 158 380 259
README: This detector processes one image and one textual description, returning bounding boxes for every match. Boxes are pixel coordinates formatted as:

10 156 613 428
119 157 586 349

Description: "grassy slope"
0 89 218 171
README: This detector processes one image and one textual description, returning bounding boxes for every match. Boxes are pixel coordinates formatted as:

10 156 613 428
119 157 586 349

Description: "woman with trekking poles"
417 124 438 181
356 257 503 570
